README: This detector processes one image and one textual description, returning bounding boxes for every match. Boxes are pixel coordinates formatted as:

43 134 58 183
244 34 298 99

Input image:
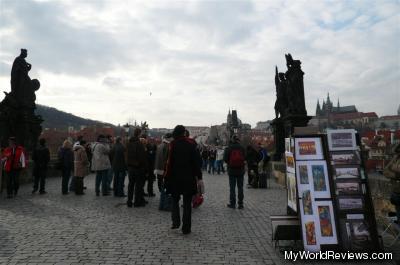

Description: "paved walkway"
0 172 397 265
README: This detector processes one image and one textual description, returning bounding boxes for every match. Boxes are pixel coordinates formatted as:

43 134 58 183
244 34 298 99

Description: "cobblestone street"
0 172 397 265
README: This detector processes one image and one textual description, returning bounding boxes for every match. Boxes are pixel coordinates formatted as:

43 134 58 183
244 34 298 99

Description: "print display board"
326 129 380 251
292 135 338 251
285 145 297 213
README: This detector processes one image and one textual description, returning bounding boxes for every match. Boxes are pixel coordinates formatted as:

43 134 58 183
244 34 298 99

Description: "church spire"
316 99 321 116
337 98 340 109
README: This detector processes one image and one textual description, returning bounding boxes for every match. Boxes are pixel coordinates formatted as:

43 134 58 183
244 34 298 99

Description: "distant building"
375 115 400 130
255 121 272 131
316 93 358 117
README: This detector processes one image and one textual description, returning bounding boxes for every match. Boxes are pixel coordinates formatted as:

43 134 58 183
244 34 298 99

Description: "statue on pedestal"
0 49 43 150
285 53 307 116
274 66 288 119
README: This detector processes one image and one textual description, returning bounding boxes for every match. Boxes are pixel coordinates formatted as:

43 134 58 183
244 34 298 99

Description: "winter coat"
111 142 127 171
91 142 111 171
32 145 50 170
164 136 202 196
223 143 246 176
126 137 148 171
74 145 89 177
154 141 169 175
246 147 262 168
58 147 74 171
2 146 26 172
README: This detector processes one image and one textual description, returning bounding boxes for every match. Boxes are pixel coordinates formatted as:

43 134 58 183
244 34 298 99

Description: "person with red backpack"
223 135 246 209
1 137 26 198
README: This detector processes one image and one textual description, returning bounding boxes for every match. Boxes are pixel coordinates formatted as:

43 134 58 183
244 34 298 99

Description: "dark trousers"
229 174 244 206
114 170 126 196
171 193 192 232
75 177 84 195
33 168 46 192
95 169 109 195
127 167 146 205
147 172 155 195
69 176 76 191
6 170 20 197
61 169 71 194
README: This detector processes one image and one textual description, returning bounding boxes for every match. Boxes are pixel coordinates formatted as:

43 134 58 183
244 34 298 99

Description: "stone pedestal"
272 114 312 161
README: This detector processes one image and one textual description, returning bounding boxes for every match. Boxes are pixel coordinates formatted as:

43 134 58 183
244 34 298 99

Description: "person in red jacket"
1 137 26 198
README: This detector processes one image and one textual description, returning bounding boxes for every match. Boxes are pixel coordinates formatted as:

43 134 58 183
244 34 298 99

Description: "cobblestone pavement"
0 172 397 265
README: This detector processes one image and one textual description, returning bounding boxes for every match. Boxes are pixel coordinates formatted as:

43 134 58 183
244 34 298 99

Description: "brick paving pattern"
0 172 397 265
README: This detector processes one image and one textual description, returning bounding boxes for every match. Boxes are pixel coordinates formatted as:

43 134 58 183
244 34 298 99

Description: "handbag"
192 194 204 208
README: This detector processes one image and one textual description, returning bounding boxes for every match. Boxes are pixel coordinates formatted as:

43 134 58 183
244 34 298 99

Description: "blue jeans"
61 169 71 194
216 160 224 174
208 159 216 174
114 170 126 196
95 169 109 194
229 174 244 206
202 159 208 171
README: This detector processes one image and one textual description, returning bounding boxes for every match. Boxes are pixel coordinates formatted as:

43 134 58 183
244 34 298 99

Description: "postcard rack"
285 129 380 252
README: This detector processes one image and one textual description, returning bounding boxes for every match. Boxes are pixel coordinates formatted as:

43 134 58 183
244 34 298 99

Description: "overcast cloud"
0 0 399 128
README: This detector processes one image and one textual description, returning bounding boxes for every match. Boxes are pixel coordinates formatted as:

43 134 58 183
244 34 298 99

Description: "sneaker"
238 205 244 209
133 202 146 207
39 191 47 195
227 204 235 209
127 201 133 208
182 229 191 235
171 224 180 229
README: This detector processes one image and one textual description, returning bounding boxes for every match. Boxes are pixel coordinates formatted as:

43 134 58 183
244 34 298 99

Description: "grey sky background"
0 0 399 128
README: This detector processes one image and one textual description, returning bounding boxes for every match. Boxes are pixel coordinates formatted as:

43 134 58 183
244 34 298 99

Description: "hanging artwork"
327 129 357 151
285 152 295 173
330 151 361 165
287 172 297 212
295 137 324 160
315 200 338 244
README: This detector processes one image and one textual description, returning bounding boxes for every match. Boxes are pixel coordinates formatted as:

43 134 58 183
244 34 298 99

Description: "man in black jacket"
111 137 127 197
126 128 148 207
165 125 202 234
224 135 246 209
32 138 50 194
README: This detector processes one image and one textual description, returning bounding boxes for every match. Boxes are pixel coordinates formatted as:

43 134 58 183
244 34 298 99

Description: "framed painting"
327 129 357 151
296 160 331 199
333 166 360 180
335 179 362 196
299 197 321 252
337 197 364 211
287 172 297 212
330 150 361 165
294 137 324 160
315 200 338 245
285 152 295 173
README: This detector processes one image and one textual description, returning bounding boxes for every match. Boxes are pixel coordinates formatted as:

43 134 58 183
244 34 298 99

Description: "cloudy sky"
0 0 399 128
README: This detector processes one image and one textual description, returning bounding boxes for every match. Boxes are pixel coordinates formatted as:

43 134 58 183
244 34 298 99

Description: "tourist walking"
201 147 209 171
106 135 114 191
208 147 216 174
92 135 111 196
73 140 89 195
224 135 246 209
126 128 148 207
58 140 74 195
216 147 225 174
1 137 26 198
111 137 127 197
32 138 50 194
164 125 202 234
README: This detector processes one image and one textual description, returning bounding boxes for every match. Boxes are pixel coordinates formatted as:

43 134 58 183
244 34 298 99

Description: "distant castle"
315 93 358 117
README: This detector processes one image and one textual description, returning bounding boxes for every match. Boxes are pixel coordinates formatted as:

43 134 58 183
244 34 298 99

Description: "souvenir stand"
284 129 381 252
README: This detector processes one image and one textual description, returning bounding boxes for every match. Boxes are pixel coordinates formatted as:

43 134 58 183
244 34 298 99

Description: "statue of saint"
274 66 288 118
285 53 307 115
11 49 32 98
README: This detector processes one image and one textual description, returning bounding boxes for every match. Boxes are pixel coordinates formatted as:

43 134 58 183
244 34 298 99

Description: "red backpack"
229 149 245 168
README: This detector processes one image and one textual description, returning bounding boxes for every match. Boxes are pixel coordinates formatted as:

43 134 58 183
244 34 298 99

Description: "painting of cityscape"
327 129 357 151
338 197 363 211
330 151 361 165
334 166 360 179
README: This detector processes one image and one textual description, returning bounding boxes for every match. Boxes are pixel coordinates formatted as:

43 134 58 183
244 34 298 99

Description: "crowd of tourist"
1 126 275 233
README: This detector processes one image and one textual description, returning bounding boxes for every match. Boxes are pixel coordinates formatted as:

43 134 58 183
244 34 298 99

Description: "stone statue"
274 66 288 118
285 53 307 115
0 49 43 150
